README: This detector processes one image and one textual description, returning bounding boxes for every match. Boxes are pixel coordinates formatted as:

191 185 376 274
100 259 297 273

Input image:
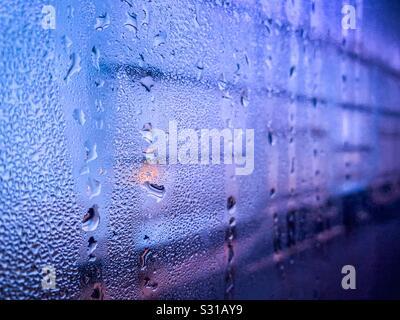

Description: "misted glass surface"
1 0 400 299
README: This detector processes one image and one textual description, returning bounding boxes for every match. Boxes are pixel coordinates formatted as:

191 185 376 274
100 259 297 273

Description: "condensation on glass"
1 0 400 299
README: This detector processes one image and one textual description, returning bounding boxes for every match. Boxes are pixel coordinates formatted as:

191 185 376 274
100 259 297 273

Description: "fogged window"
1 0 400 299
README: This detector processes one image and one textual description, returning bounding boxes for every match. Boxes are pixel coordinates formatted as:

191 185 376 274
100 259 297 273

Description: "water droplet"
196 60 204 70
124 11 138 33
95 79 105 88
62 35 73 51
227 196 236 213
95 99 104 113
140 248 152 270
67 5 75 18
91 283 104 299
153 31 167 47
263 19 271 34
95 117 104 130
142 182 165 202
290 157 295 174
194 3 201 27
31 152 40 162
289 65 296 78
84 142 98 163
95 13 110 31
140 122 153 143
140 76 154 92
217 73 228 91
1 170 10 181
142 6 149 26
32 243 40 255
73 108 86 126
144 277 158 291
64 53 81 82
240 88 249 107
88 236 98 255
142 122 152 131
229 216 236 228
143 145 158 163
286 211 296 247
265 55 273 69
87 178 102 199
91 46 100 70
268 131 275 145
312 97 317 108
79 165 90 176
82 205 100 232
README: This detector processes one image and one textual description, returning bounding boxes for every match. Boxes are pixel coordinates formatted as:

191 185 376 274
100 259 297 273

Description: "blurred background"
0 0 400 299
